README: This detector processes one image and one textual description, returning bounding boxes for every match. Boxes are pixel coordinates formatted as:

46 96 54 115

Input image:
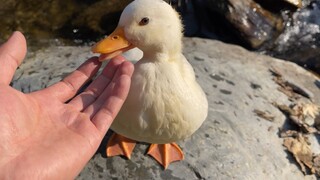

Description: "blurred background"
0 0 319 74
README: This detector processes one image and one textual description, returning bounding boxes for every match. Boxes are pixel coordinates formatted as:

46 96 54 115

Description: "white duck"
92 0 208 169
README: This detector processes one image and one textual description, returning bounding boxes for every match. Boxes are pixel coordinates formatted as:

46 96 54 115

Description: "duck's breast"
111 56 208 144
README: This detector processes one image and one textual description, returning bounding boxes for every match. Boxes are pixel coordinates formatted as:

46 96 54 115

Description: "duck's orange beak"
92 27 134 61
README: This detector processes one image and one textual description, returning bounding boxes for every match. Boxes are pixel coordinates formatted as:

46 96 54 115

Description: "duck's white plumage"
108 0 208 144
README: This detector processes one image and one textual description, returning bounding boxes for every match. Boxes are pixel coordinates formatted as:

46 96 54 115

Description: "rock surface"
12 38 320 179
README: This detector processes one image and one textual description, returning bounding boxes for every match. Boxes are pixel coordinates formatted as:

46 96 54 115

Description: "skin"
0 31 134 179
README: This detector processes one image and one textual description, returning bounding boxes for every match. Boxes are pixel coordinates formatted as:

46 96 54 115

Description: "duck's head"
92 0 183 61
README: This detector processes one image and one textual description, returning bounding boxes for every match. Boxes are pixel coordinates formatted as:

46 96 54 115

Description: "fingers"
0 31 27 85
87 60 134 134
32 57 101 102
68 56 126 111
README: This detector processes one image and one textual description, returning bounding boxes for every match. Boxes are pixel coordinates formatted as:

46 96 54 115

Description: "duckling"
92 0 208 169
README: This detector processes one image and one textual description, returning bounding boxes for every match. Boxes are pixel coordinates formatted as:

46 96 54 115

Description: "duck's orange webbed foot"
106 133 136 159
147 143 184 169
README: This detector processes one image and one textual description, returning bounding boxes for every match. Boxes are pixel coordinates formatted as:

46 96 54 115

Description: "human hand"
0 31 134 179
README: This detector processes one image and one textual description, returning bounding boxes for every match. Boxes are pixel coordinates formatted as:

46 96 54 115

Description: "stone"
12 38 320 179
284 0 302 7
174 0 284 49
214 0 284 48
255 0 303 10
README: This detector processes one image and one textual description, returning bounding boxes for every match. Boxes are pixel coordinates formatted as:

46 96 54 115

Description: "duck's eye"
139 17 149 26
112 35 119 40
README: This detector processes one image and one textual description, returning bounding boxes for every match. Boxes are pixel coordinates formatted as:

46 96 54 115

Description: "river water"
264 0 320 73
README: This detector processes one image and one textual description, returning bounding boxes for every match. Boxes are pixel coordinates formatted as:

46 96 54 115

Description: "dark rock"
254 0 303 12
208 0 284 48
284 0 303 7
169 0 284 49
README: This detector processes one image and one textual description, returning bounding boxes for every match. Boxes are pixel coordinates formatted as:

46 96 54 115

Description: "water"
269 1 320 53
263 0 320 73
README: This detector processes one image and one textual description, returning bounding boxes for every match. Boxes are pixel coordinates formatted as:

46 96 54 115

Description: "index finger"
91 61 134 134
31 57 101 102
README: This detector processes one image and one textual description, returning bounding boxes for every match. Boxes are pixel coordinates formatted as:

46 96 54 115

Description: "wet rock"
285 0 303 7
223 0 283 48
11 37 320 179
265 1 320 74
173 0 284 49
255 0 304 11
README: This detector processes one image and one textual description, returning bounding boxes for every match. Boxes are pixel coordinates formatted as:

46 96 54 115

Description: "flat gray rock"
12 38 320 179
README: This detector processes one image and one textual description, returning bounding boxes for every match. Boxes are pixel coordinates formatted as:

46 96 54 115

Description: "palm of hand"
0 32 134 179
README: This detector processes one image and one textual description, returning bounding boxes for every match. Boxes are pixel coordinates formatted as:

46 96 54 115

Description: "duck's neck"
141 43 182 63
142 51 181 63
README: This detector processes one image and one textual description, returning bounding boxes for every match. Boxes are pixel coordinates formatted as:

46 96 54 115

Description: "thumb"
0 31 27 85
